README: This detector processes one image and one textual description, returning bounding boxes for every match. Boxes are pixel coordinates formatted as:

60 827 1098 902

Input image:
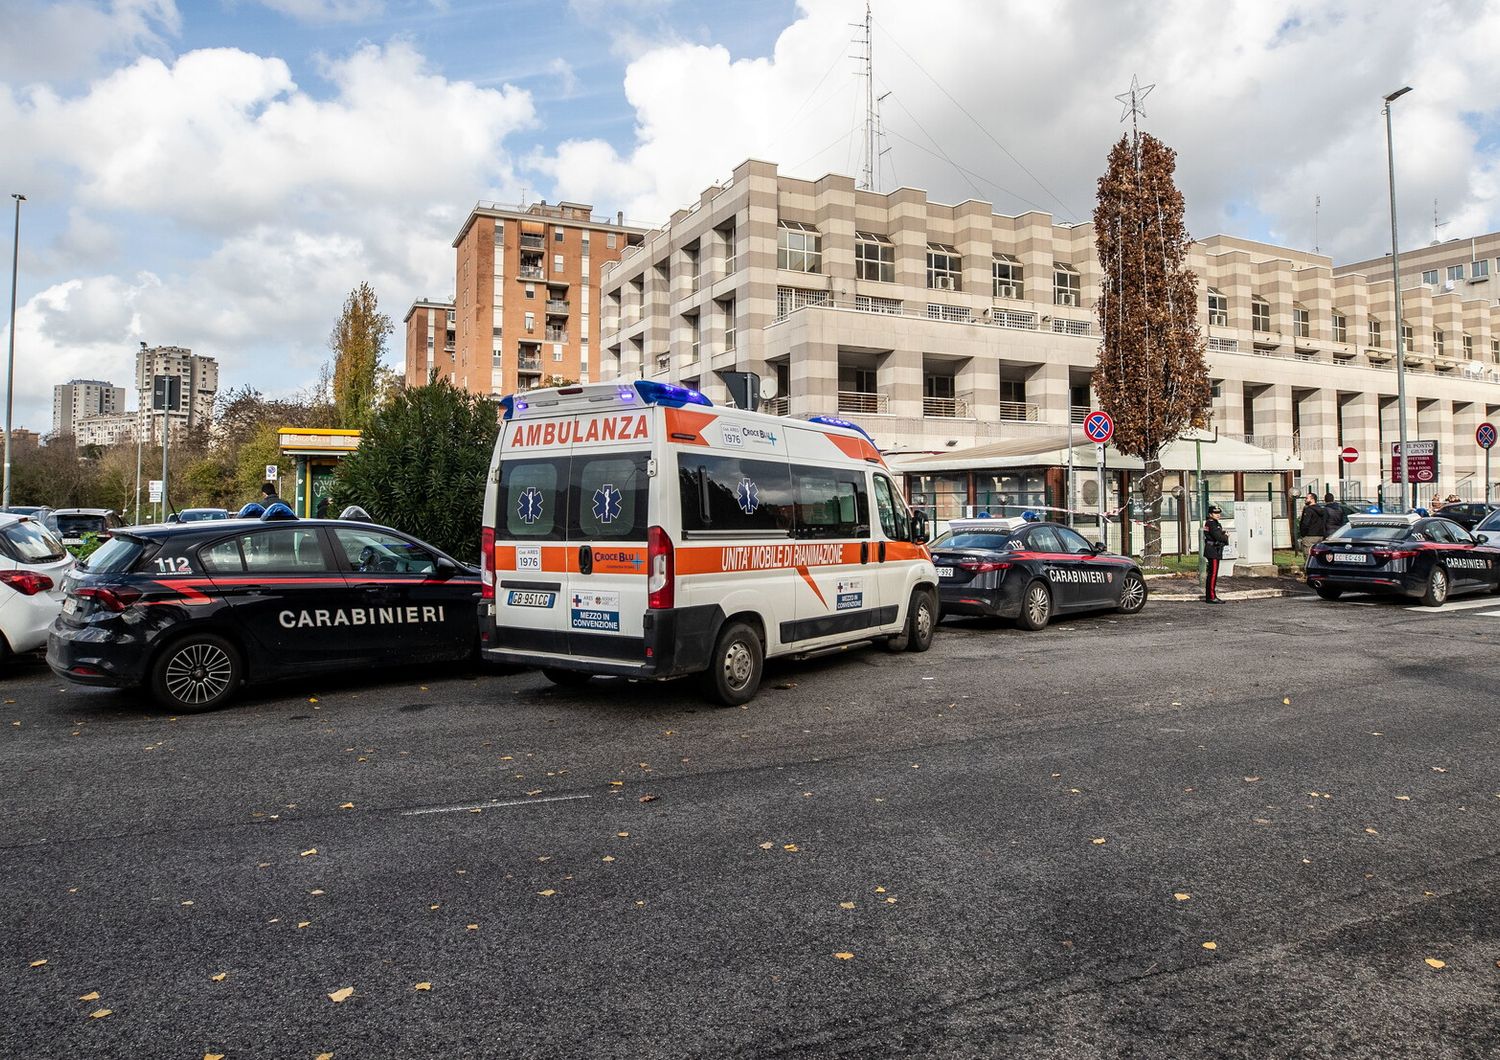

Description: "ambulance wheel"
1314 585 1343 601
1419 565 1449 608
149 633 242 712
1016 580 1052 631
885 588 936 653
701 621 762 707
542 668 594 687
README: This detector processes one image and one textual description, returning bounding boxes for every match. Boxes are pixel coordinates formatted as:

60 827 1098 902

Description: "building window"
999 379 1027 405
925 243 961 291
720 223 737 274
1435 329 1445 357
1210 379 1223 399
1422 270 1439 285
1369 318 1382 347
1251 297 1270 331
1493 338 1500 363
1332 312 1347 343
1053 263 1080 306
525 285 535 299
524 312 535 332
553 254 563 273
1462 334 1473 359
1401 321 1413 353
855 232 895 282
607 232 617 249
777 221 822 273
687 313 700 362
685 243 700 289
554 227 564 243
1207 288 1228 326
992 254 1023 299
1293 305 1309 338
1473 258 1491 279
720 297 736 352
1447 264 1464 281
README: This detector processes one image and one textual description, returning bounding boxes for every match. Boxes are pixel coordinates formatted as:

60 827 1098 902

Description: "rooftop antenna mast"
859 2 875 190
1432 198 1448 244
1313 194 1320 254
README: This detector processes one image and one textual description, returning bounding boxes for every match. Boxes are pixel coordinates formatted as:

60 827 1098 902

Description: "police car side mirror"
1477 533 1492 545
911 511 930 544
433 555 459 578
1090 540 1107 554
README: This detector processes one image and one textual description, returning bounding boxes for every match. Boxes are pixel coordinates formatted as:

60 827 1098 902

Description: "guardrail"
837 391 888 415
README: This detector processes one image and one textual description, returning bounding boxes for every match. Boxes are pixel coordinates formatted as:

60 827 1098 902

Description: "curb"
1151 588 1308 602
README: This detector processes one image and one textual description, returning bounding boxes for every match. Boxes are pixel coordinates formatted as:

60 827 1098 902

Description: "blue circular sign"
1478 422 1497 450
1084 411 1114 443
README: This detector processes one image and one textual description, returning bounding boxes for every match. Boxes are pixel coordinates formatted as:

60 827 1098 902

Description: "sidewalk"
1144 572 1311 601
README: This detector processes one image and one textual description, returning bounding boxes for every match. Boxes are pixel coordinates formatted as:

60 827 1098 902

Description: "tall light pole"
1383 86 1413 510
4 193 25 508
133 341 146 524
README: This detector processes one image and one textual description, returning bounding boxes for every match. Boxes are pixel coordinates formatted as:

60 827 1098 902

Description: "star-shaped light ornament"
1114 74 1155 123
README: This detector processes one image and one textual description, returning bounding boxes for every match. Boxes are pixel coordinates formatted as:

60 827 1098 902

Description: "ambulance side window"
872 474 910 541
792 467 869 539
572 452 649 540
498 458 567 541
678 454 794 535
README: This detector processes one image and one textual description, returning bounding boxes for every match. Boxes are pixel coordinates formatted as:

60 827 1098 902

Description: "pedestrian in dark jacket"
259 481 285 510
1321 491 1346 537
1298 490 1324 554
1203 504 1229 603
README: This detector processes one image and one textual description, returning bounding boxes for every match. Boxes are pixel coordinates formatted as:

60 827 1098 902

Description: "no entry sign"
1339 446 1359 464
1084 411 1114 443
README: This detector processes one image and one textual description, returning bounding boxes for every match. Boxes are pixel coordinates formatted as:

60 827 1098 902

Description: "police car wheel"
150 633 242 712
1314 585 1343 601
1117 572 1147 614
701 621 763 707
1016 581 1052 631
1419 566 1449 608
542 667 594 687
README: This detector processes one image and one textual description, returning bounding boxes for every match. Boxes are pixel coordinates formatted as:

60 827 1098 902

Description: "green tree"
1093 129 1212 565
329 282 393 430
329 378 498 561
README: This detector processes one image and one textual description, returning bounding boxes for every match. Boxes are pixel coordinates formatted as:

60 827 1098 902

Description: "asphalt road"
4 590 1500 1059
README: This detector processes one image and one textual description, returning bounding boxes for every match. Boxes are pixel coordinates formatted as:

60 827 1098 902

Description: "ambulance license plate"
936 566 955 578
1331 553 1368 564
507 590 556 608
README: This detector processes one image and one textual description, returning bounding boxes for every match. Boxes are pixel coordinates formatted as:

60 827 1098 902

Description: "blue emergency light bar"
633 380 713 408
806 415 876 443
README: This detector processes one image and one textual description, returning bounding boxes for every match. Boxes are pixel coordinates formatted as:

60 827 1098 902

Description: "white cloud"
2 39 536 429
533 0 1500 260
0 0 179 83
250 0 385 23
546 57 580 98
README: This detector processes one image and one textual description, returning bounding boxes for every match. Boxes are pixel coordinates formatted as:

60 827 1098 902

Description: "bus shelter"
276 428 361 518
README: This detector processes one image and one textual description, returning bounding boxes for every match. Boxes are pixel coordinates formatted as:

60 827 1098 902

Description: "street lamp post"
1383 86 1413 511
4 193 25 509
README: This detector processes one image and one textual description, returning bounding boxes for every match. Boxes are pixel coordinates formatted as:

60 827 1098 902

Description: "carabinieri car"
931 517 1147 630
1305 513 1500 606
48 511 481 711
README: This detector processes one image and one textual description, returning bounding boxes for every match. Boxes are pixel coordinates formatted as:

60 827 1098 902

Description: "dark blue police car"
1306 513 1500 605
931 517 1147 630
47 509 481 711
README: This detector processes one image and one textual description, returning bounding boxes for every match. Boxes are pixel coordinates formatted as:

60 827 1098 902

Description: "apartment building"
74 413 139 448
406 200 646 397
1339 232 1500 302
52 379 126 438
600 159 1500 499
403 298 457 386
135 345 219 441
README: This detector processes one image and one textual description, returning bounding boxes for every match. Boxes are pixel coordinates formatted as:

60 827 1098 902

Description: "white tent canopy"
886 431 1301 476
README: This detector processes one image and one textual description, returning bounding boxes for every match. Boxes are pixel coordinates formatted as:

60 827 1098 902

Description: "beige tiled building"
600 159 1500 500
406 201 645 397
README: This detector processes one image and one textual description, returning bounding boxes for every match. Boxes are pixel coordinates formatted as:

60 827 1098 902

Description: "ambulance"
479 380 937 705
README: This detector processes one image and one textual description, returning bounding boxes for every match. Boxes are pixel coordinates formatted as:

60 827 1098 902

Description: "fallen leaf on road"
638 794 657 803
327 987 354 1003
466 924 478 931
429 904 440 911
601 855 615 863
29 959 46 968
839 902 855 910
1364 828 1379 835
210 972 227 982
885 897 897 904
1091 837 1107 845
1432 767 1448 773
315 1054 334 1060
833 952 854 960
1174 893 1192 901
1243 776 1260 783
414 982 432 991
1424 958 1446 969
874 887 886 893
300 849 317 857
617 832 630 838
1283 698 1290 705
181 900 194 906
538 889 556 897
310 889 324 896
1201 941 1217 951
526 790 542 796
338 803 354 810
88 1009 111 1019
297 921 311 929
758 842 773 850
1395 795 1411 801
205 1053 225 1060
609 781 624 787
783 843 800 852
78 991 100 1001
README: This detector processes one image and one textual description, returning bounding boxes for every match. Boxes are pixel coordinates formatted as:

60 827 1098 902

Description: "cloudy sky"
3 0 1498 432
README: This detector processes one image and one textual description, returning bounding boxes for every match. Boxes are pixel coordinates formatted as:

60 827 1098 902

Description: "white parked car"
0 513 74 659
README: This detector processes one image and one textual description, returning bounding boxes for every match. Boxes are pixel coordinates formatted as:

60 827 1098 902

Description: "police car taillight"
647 525 674 609
75 585 141 611
958 559 1010 573
480 526 495 600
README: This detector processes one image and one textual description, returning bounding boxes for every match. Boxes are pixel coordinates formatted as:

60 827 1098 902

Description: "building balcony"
837 391 888 415
544 329 568 342
518 266 544 280
546 300 570 314
998 401 1039 422
518 356 542 372
922 395 970 418
1070 405 1089 425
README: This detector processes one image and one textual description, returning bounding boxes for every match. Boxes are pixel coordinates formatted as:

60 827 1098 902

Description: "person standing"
259 481 285 509
1298 490 1324 555
1321 492 1347 538
1203 503 1228 604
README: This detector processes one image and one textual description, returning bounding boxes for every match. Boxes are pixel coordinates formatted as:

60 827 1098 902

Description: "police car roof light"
806 415 875 443
1021 510 1040 521
237 502 266 519
260 502 297 521
633 380 712 409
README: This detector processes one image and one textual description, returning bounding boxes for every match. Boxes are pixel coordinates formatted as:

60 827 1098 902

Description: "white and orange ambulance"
479 380 937 705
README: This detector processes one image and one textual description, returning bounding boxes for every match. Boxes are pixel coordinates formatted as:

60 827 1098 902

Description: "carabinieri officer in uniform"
1203 503 1228 604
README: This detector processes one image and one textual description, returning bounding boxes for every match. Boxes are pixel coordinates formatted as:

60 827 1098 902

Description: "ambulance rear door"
564 427 652 661
491 418 573 656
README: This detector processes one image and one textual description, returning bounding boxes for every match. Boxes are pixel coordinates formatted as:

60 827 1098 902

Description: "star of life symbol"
736 477 759 515
517 486 544 525
592 483 622 524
